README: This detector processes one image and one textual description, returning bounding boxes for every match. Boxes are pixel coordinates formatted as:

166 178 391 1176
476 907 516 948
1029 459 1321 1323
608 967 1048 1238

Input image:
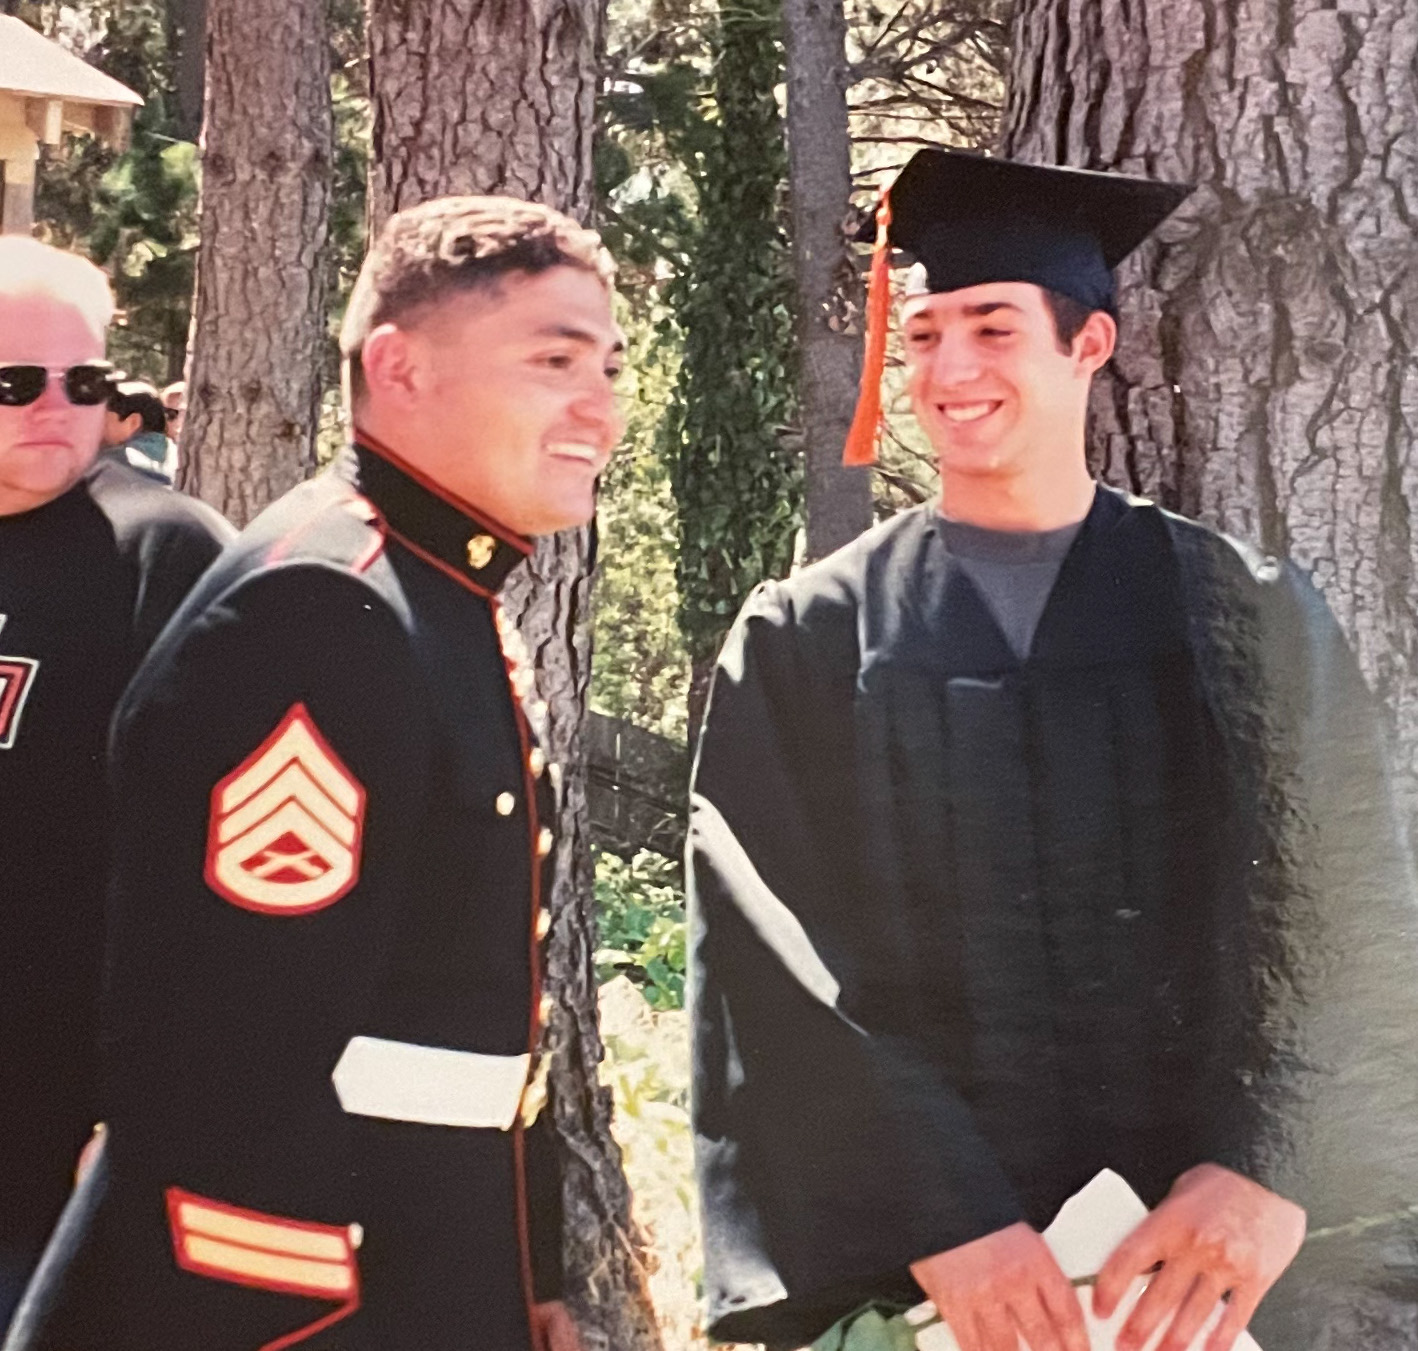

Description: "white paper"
908 1170 1262 1351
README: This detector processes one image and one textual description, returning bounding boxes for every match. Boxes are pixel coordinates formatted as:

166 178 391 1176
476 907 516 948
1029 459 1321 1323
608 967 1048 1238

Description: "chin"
530 494 597 537
936 443 1015 477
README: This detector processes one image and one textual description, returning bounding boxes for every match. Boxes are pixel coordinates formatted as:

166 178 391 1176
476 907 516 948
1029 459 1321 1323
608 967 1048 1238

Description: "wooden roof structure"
0 16 143 111
0 17 143 232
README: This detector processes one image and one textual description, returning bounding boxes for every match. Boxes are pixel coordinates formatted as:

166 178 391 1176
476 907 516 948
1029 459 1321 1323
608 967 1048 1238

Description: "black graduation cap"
843 149 1192 465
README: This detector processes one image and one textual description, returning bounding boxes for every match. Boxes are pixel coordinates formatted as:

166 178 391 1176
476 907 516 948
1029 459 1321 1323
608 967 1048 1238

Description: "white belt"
331 1036 530 1131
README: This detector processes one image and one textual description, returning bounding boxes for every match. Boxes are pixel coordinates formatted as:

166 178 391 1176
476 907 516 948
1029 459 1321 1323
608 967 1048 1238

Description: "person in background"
101 381 176 485
0 237 232 1332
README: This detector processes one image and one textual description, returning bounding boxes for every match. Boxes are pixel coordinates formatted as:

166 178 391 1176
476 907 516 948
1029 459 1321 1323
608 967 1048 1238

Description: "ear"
358 323 424 410
1074 310 1117 375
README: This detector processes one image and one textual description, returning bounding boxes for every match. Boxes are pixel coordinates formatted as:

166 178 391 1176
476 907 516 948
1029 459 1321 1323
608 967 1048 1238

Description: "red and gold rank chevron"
205 703 366 915
166 1188 361 1350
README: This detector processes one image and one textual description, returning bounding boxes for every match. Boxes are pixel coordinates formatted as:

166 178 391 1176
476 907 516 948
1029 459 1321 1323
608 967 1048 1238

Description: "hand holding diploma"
909 1170 1301 1351
1092 1164 1305 1351
909 1222 1090 1351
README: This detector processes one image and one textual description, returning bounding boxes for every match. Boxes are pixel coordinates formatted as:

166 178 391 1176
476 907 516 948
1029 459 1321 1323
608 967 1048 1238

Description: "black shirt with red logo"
0 461 231 1265
8 440 562 1351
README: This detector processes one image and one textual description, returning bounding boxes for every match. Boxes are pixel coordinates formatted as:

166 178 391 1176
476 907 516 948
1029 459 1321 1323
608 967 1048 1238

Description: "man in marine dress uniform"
7 197 624 1351
0 238 232 1328
688 152 1418 1351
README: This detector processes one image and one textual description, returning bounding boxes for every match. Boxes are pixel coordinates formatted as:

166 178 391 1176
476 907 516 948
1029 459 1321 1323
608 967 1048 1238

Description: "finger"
946 1309 982 1351
1116 1261 1197 1351
1011 1290 1065 1351
976 1304 1021 1351
1095 1223 1161 1319
1204 1288 1262 1351
1037 1273 1090 1351
1155 1274 1226 1351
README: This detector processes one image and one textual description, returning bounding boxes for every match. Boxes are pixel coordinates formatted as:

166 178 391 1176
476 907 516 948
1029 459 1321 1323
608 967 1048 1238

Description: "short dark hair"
340 196 615 406
1040 288 1098 352
108 381 167 436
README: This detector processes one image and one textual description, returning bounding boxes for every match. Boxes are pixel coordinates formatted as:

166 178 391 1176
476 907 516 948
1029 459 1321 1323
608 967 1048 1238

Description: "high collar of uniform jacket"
347 431 532 595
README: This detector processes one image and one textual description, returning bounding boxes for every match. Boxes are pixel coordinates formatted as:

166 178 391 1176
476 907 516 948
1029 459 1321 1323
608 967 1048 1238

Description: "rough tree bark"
783 0 872 561
365 4 662 1348
177 0 330 526
1003 0 1418 828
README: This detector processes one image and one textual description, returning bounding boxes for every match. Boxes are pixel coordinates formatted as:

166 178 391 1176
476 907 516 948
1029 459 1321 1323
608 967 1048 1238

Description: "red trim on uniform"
352 429 533 558
165 1187 362 1351
352 521 387 574
382 524 497 600
204 703 367 916
493 597 548 1334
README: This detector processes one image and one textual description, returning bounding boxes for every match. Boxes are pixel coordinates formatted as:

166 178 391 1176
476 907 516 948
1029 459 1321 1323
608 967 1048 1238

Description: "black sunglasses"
0 362 120 408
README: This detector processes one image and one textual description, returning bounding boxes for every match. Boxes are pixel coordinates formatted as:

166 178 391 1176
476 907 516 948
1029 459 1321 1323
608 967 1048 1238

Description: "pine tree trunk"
1003 0 1418 827
177 0 330 526
783 0 872 561
366 5 662 1348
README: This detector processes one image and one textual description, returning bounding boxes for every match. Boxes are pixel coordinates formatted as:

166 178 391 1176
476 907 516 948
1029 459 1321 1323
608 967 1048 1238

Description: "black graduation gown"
0 463 231 1271
689 486 1418 1349
6 440 563 1351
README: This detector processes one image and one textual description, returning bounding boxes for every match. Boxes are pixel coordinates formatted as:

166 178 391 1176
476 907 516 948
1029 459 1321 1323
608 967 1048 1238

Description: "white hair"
0 236 115 335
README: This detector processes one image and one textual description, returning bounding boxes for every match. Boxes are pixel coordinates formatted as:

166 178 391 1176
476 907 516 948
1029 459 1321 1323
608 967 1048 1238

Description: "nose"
924 330 985 390
30 371 73 413
570 372 625 449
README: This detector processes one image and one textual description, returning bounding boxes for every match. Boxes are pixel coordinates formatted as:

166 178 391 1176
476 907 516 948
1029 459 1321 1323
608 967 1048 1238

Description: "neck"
939 455 1095 532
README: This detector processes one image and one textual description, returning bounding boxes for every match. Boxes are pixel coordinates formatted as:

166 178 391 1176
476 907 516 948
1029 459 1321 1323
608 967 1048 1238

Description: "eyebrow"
903 300 1024 324
533 324 627 354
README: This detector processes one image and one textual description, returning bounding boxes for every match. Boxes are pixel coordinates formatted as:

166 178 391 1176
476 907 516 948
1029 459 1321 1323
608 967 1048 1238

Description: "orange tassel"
842 190 893 467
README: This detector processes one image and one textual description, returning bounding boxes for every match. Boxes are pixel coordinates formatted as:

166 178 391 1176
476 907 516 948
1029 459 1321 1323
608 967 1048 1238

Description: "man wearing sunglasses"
0 237 232 1329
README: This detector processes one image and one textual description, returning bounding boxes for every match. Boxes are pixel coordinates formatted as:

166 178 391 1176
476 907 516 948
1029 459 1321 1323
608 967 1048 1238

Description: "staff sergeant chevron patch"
205 704 366 915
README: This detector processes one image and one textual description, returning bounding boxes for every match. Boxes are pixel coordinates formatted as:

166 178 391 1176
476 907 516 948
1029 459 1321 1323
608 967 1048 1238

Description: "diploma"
906 1170 1262 1351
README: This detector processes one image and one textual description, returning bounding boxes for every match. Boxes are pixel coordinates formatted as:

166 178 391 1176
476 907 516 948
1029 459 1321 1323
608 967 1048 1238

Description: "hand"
1093 1163 1306 1351
531 1299 586 1351
910 1221 1089 1351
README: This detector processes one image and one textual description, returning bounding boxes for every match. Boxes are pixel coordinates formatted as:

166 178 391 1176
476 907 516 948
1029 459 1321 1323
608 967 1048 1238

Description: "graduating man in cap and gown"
688 150 1418 1351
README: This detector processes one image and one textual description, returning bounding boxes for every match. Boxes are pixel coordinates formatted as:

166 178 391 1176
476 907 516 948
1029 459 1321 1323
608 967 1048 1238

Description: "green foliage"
591 2 713 745
597 975 701 1347
594 848 687 1010
661 0 800 671
592 303 692 742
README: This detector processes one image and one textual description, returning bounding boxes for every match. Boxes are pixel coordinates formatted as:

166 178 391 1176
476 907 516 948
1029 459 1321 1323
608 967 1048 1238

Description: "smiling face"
357 265 625 536
901 281 1114 491
0 292 107 517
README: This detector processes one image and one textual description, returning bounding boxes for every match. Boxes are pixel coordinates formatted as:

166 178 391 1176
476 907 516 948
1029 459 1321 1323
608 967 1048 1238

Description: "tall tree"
1002 0 1418 827
783 0 871 561
364 4 663 1347
178 0 331 524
